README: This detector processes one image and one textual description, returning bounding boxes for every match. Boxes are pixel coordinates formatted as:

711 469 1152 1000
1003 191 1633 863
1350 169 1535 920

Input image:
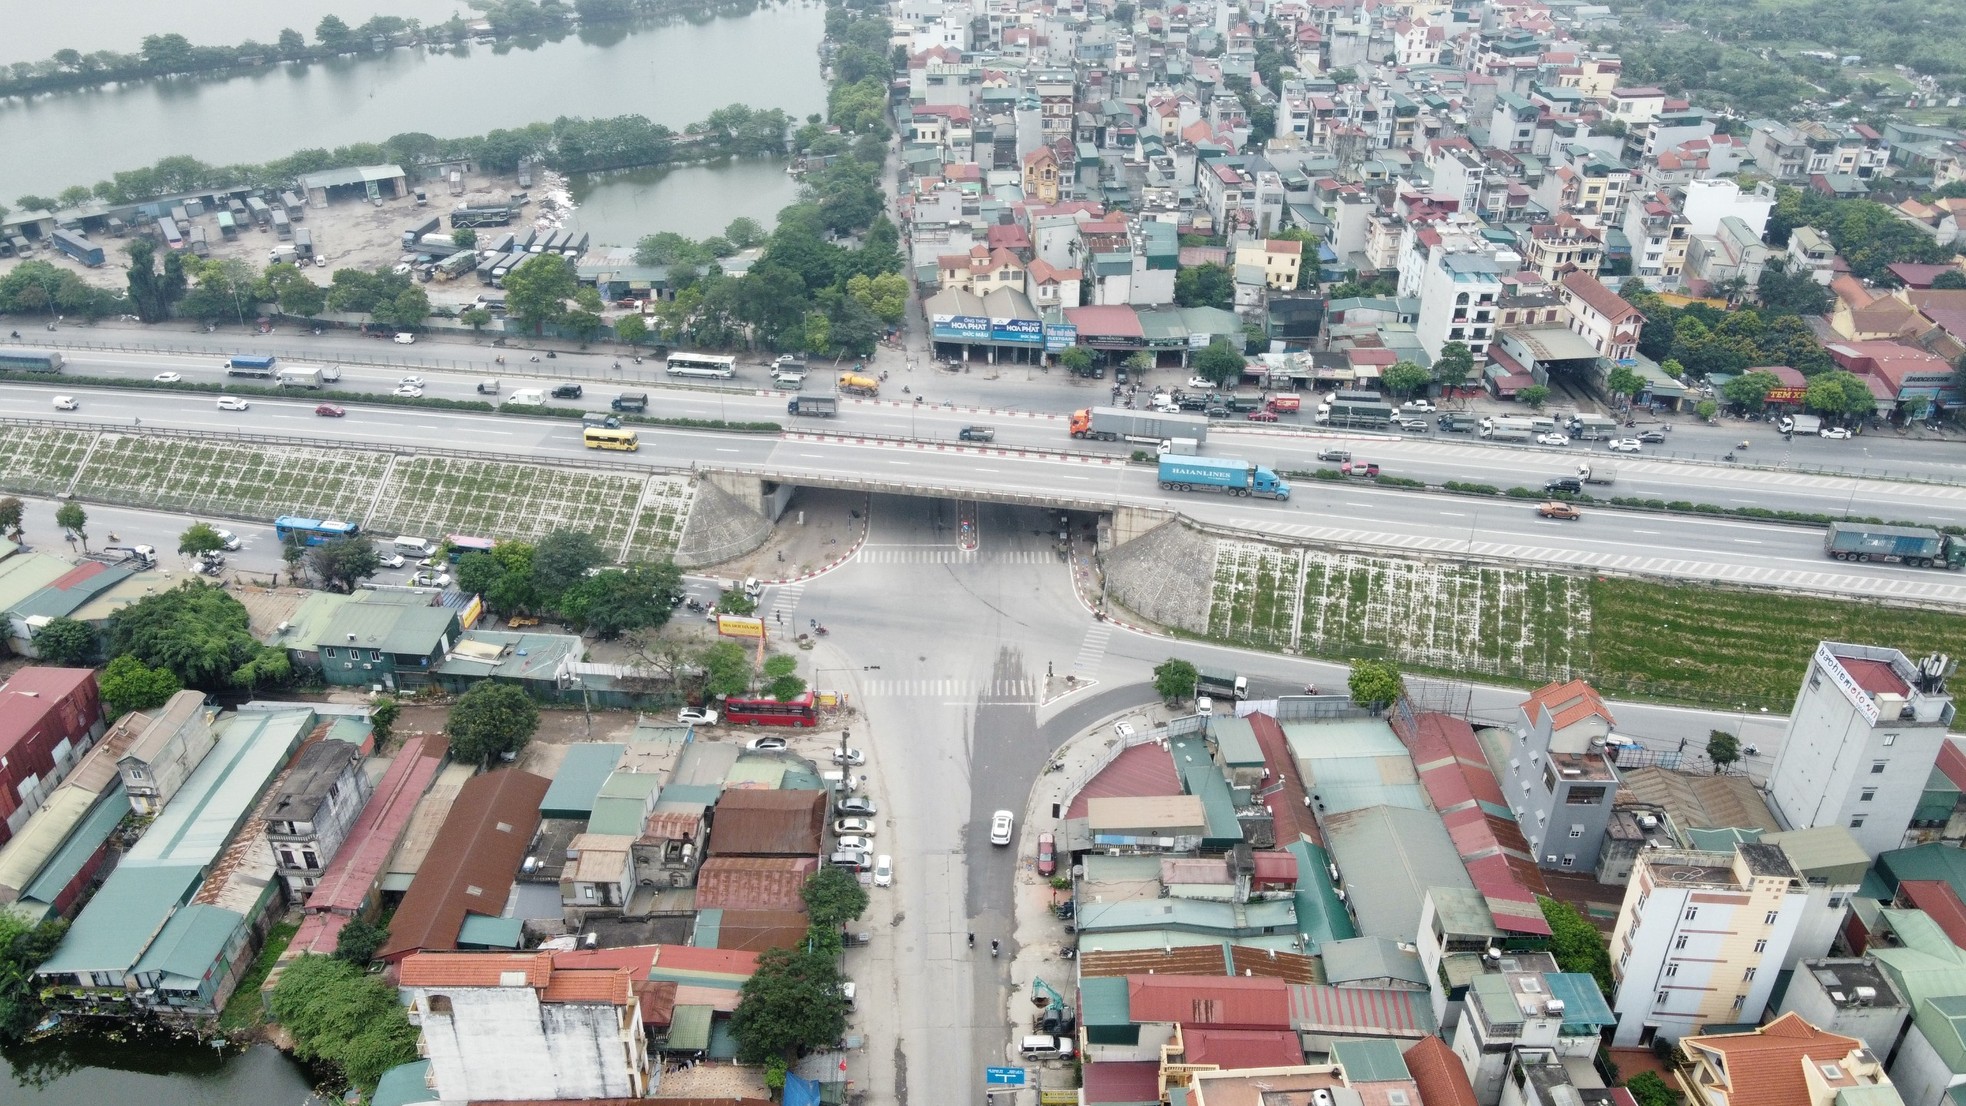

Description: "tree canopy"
268 955 420 1093
99 654 183 718
729 945 847 1064
1347 661 1404 712
445 681 540 767
1194 340 1245 386
801 867 869 928
108 582 290 693
1153 658 1200 702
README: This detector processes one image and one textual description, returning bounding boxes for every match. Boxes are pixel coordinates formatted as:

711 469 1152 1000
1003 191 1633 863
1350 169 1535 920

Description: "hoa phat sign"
991 318 1043 344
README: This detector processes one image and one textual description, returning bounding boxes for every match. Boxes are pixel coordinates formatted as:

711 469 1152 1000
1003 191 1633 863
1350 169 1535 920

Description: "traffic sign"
985 1067 1028 1086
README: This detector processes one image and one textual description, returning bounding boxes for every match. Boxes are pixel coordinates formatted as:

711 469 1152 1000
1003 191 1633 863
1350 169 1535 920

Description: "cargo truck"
1266 394 1301 414
1229 389 1263 412
1437 412 1478 432
1481 416 1535 442
247 196 272 227
226 354 278 378
292 227 313 260
403 216 441 248
1157 455 1291 500
1314 400 1395 429
1569 413 1617 440
278 366 325 389
1195 666 1248 700
1161 437 1199 456
1069 407 1210 446
838 373 880 397
1824 522 1966 569
1779 414 1821 435
786 390 839 417
1578 462 1617 485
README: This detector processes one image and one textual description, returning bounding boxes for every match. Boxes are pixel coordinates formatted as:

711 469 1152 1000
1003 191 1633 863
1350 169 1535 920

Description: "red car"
315 404 346 417
1245 410 1279 422
1036 832 1057 876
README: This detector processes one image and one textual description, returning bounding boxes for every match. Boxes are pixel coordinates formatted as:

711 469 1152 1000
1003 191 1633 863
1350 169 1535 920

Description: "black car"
1544 477 1584 495
1176 395 1209 411
1204 406 1232 419
551 383 583 399
1638 430 1667 444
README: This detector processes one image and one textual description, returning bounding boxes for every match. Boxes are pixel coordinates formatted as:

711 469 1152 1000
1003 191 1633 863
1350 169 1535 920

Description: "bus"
445 534 496 562
665 351 737 379
582 427 640 451
0 349 64 372
722 691 818 727
274 516 361 545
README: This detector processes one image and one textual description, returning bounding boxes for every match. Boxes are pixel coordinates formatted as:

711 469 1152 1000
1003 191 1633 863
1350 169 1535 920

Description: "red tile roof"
1402 712 1550 935
1522 679 1616 731
1403 1036 1478 1106
377 768 550 961
1836 655 1910 698
1064 305 1145 339
1682 1012 1864 1106
1126 974 1293 1029
1560 271 1641 323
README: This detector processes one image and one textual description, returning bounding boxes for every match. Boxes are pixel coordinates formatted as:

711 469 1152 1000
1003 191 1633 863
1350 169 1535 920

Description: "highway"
12 368 1966 603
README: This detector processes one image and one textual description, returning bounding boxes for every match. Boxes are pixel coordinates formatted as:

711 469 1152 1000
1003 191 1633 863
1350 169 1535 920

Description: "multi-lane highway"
10 344 1966 602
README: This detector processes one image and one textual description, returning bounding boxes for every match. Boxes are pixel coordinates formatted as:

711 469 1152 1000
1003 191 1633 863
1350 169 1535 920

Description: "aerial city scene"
2 0 1966 1104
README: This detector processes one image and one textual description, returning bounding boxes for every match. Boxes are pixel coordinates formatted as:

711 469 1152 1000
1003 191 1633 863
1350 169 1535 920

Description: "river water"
0 1 827 229
1 1039 323 1106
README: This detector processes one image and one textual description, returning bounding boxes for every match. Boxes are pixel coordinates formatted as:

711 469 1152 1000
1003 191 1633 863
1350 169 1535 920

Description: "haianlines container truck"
1157 455 1291 500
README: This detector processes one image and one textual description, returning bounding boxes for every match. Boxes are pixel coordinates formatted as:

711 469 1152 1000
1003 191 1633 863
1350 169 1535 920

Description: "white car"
212 528 241 550
873 854 893 887
399 375 426 388
394 333 417 344
1154 401 1181 413
1187 376 1213 389
153 371 183 384
1821 426 1853 440
833 817 876 837
410 570 452 588
1401 399 1436 413
989 809 1014 846
836 835 873 853
1535 433 1570 446
393 385 424 398
1606 438 1642 453
378 552 406 569
831 747 866 766
678 707 719 726
747 736 788 752
52 395 78 410
216 396 250 411
1196 694 1215 715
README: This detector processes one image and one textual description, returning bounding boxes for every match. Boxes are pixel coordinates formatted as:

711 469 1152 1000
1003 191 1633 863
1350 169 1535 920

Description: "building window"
1664 961 1679 978
1684 906 1698 921
1562 855 1575 867
1850 815 1866 829
1656 991 1670 1008
1743 967 1756 982
1764 911 1780 925
1754 939 1767 953
1675 934 1689 950
1732 995 1747 1011
1882 734 1896 747
1871 761 1888 774
1860 788 1877 802
1569 826 1584 838
1828 895 1846 910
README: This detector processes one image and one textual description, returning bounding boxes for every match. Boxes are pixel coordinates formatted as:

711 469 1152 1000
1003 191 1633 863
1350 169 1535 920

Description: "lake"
568 157 806 248
1 1038 324 1106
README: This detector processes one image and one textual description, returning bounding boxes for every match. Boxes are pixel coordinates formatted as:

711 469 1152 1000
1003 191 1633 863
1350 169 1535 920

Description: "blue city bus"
274 516 360 545
0 349 64 372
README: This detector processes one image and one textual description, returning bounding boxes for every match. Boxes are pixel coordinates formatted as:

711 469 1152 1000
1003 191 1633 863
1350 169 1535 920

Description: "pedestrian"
775 611 782 626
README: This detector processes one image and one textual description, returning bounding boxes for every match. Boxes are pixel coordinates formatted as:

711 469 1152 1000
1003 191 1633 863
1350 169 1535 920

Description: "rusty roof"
709 909 812 952
707 789 827 857
377 768 549 961
1125 974 1293 1029
694 856 817 911
1402 1036 1478 1106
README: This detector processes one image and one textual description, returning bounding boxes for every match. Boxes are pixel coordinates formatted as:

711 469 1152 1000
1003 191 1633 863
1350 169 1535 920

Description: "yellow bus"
582 427 640 451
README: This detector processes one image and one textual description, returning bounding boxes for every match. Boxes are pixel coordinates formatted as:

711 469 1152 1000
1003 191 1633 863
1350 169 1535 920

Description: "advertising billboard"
1044 323 1078 352
932 314 992 341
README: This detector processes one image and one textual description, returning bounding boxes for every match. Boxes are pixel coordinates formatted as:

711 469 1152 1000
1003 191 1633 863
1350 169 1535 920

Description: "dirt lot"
0 164 572 318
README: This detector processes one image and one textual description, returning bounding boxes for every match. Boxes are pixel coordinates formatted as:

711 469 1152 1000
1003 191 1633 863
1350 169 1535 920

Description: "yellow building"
1233 238 1305 290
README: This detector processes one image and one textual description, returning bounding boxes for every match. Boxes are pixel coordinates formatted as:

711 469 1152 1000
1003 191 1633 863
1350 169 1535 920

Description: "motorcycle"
1723 452 1738 462
813 625 830 637
633 356 643 364
685 598 705 612
1737 440 1749 451
1303 683 1318 695
529 355 541 363
495 356 505 365
613 361 622 370
989 940 999 958
546 351 557 359
1046 759 1065 773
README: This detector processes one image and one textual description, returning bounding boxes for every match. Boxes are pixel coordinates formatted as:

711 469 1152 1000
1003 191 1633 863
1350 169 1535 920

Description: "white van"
1020 1035 1074 1060
504 389 546 408
392 536 436 558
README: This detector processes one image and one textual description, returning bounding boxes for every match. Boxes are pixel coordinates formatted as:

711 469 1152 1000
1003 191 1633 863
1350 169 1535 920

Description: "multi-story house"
1033 68 1076 144
1234 238 1305 289
1681 177 1777 240
1622 192 1690 287
1749 120 1891 182
1025 258 1082 309
116 690 219 816
1522 214 1602 282
1500 680 1621 874
1603 85 1667 125
1609 843 1811 1046
1685 216 1777 292
0 667 105 847
400 950 653 1100
937 244 1027 297
264 740 371 896
1558 271 1643 362
1674 1013 1902 1106
1488 93 1541 154
1536 144 1630 223
1022 146 1062 204
1448 949 1616 1103
1411 244 1508 364
1774 958 1909 1060
1764 641 1956 859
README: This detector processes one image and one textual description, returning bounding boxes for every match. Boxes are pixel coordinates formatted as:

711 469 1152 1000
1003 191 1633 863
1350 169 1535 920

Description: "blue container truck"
1158 455 1292 500
1824 522 1966 569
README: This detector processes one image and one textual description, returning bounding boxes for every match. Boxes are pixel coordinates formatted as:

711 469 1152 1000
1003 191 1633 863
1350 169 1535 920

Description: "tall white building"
1608 843 1810 1047
1764 642 1956 859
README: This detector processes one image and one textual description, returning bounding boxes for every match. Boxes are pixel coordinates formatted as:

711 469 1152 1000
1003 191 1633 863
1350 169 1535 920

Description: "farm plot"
73 437 391 519
370 456 692 554
0 427 94 497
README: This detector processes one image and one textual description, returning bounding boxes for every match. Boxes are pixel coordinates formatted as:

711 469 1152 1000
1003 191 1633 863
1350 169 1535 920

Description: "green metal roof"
1873 909 1966 1009
36 861 203 975
371 1060 435 1106
1685 827 1762 852
133 902 243 984
1547 972 1617 1029
1081 974 1132 1028
128 709 310 864
539 744 625 819
1287 840 1358 952
318 600 458 656
665 1004 714 1051
20 785 131 914
1169 735 1242 846
0 552 81 613
1322 936 1426 987
1764 826 1871 883
11 564 135 619
1332 1038 1410 1084
589 771 661 835
458 915 524 950
1211 716 1264 768
1880 843 1966 898
1135 310 1188 343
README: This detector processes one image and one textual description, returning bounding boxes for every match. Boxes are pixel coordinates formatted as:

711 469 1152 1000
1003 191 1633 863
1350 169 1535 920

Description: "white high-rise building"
1764 642 1955 859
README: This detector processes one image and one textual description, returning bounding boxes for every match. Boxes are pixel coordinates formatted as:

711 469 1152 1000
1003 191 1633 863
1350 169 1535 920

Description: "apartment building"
1608 843 1810 1046
1500 680 1620 873
1764 642 1956 859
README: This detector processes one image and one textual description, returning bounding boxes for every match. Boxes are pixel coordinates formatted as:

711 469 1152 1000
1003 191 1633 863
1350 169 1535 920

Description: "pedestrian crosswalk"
858 678 1042 700
854 547 1057 564
764 582 805 630
1071 625 1111 680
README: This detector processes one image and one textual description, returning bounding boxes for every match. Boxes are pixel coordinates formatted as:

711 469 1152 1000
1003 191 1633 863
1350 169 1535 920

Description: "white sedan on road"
989 809 1014 846
400 375 426 388
153 371 182 384
52 395 78 410
216 396 250 411
1606 438 1642 453
393 385 424 398
1821 426 1853 440
1535 433 1570 447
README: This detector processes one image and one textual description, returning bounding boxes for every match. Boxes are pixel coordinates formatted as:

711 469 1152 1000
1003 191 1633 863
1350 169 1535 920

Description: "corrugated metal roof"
695 857 817 911
36 861 203 975
666 1004 714 1050
539 744 625 819
1125 974 1292 1029
377 768 549 961
1320 937 1427 987
1250 715 1320 847
1545 972 1616 1029
1082 1060 1161 1105
1287 984 1436 1037
0 787 98 899
1323 805 1472 939
1285 839 1356 952
1402 1036 1478 1106
1331 1037 1411 1083
706 790 827 857
1183 1027 1303 1069
308 733 446 915
1066 741 1184 820
132 902 242 982
18 785 128 911
127 709 310 865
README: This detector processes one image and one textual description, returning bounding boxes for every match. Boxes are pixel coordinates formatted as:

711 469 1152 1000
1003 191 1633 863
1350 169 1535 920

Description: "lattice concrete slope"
1102 518 1220 631
0 428 95 497
73 437 392 519
366 457 694 557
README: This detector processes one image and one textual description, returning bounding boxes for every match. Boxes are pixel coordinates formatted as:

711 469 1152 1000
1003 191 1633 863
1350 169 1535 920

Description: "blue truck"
1158 455 1292 500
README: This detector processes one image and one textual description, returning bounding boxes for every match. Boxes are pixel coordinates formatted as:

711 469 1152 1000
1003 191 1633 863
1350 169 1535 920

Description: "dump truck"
787 390 839 417
1824 522 1966 569
838 373 880 397
1195 665 1248 700
1156 455 1291 500
1069 407 1210 446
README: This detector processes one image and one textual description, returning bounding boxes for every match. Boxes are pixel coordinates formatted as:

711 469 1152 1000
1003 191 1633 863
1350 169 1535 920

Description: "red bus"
723 691 818 727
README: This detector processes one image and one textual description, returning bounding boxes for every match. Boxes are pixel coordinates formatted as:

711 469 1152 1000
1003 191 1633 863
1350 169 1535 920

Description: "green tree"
1805 370 1875 419
123 237 182 324
0 912 68 1039
178 522 226 558
1624 1072 1677 1106
762 653 807 701
1432 341 1475 391
1519 383 1551 409
1696 398 1720 421
1539 896 1613 995
0 496 21 539
724 217 767 248
99 654 183 717
369 697 400 745
332 918 389 964
717 588 759 616
268 955 419 1093
729 946 847 1064
277 28 307 56
1194 339 1245 386
1605 366 1645 403
531 529 605 600
615 313 649 346
306 535 380 593
315 14 356 50
1347 660 1404 712
1153 658 1200 703
32 616 96 667
1707 730 1741 774
557 563 681 639
1932 270 1966 290
503 253 577 336
109 581 288 692
459 306 492 333
1722 369 1780 412
801 866 869 928
698 641 754 700
445 681 540 767
1383 360 1431 397
1175 263 1236 309
451 227 478 250
54 501 87 550
1057 346 1093 376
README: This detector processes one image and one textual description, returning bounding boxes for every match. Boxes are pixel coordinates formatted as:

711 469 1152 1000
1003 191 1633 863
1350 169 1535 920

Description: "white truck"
504 389 546 408
278 366 325 389
1481 415 1536 442
1578 462 1617 485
